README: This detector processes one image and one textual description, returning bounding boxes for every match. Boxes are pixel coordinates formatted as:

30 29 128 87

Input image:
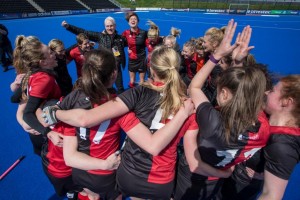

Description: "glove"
42 106 60 125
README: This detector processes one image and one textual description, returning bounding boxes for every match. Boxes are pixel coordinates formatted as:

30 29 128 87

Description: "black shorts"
42 165 82 197
72 168 120 200
174 156 224 200
116 164 174 200
128 58 146 73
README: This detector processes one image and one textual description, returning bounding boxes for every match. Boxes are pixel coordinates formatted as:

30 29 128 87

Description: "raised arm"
189 19 238 108
231 25 254 67
258 170 288 200
125 98 195 156
61 20 100 42
183 130 233 178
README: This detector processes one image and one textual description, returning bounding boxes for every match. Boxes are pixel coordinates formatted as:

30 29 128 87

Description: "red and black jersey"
182 53 205 80
145 37 163 67
196 102 270 171
28 71 61 99
41 122 72 178
60 89 140 175
42 89 140 177
264 126 300 180
69 47 85 78
146 37 163 54
24 71 61 147
122 28 147 60
65 24 127 67
118 85 198 184
174 102 269 200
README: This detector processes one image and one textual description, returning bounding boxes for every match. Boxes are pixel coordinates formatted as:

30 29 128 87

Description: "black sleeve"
65 24 100 42
122 35 128 47
264 135 300 180
118 87 141 111
0 24 8 35
195 102 223 139
179 57 186 75
190 62 197 75
65 43 77 57
10 87 22 103
23 96 51 135
59 89 91 110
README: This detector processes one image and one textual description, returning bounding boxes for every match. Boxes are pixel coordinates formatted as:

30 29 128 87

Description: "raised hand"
214 19 238 60
61 20 68 27
232 25 254 64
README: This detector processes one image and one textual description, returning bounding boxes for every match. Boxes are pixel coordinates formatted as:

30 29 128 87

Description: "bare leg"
83 188 100 200
129 71 136 86
139 72 145 84
115 194 123 200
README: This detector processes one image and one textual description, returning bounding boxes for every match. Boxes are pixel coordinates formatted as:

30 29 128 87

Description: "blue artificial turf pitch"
0 11 299 200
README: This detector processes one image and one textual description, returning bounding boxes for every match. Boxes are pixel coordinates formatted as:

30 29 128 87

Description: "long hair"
48 38 63 52
81 48 117 104
14 35 46 101
147 20 160 39
205 27 225 51
218 67 267 142
13 35 39 74
142 46 186 120
280 75 300 127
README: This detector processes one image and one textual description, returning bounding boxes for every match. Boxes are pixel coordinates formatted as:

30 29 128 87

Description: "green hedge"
116 0 300 10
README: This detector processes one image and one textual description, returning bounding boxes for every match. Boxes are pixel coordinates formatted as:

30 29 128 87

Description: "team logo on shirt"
238 133 260 141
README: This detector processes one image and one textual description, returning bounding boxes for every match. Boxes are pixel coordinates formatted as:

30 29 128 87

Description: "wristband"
209 55 220 64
